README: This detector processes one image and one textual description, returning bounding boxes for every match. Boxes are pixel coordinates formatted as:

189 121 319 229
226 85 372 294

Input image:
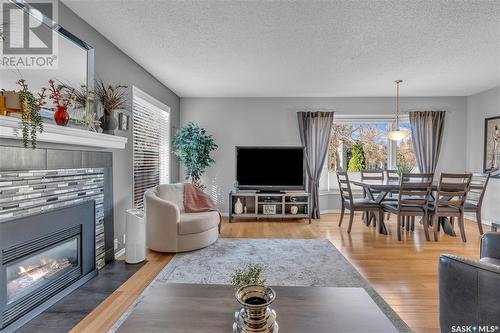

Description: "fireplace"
6 237 79 306
0 201 96 332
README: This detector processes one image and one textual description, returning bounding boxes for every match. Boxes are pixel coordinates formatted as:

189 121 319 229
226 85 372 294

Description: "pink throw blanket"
183 183 218 213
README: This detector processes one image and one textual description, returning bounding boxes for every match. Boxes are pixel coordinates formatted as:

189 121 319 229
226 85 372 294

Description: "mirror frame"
11 0 95 116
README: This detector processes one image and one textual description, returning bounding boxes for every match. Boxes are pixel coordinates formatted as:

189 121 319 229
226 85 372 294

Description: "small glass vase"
54 105 69 126
233 284 279 333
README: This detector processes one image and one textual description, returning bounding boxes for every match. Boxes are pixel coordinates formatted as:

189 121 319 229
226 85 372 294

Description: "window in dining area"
396 122 417 174
320 118 417 192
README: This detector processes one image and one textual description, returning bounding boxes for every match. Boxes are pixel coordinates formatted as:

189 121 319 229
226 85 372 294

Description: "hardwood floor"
73 213 488 333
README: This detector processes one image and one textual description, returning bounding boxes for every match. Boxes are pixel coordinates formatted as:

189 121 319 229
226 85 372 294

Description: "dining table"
350 179 457 237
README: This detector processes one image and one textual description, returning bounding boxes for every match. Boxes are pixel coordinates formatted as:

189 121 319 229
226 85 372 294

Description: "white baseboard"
114 248 125 260
320 209 342 214
464 213 493 226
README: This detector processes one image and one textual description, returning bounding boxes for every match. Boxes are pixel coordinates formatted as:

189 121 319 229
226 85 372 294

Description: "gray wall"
466 87 500 225
58 2 180 253
180 97 468 213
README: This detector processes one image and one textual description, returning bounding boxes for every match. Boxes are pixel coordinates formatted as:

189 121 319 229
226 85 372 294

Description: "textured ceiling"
63 0 500 97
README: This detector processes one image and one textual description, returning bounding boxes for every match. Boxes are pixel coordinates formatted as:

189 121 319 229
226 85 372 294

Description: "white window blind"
132 87 170 209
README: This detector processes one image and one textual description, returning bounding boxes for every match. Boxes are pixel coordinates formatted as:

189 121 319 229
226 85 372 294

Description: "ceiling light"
388 79 410 141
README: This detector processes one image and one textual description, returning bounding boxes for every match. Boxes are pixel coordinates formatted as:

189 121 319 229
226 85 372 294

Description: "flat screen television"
236 146 305 191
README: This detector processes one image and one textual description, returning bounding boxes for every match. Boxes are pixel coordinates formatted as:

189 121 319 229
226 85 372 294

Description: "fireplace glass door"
6 237 79 305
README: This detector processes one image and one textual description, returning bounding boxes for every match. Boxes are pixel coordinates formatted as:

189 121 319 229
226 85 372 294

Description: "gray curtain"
409 111 446 173
297 111 334 219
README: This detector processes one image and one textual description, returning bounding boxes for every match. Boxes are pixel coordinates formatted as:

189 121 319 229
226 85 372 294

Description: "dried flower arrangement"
94 80 129 134
94 79 128 115
16 79 47 149
48 80 76 108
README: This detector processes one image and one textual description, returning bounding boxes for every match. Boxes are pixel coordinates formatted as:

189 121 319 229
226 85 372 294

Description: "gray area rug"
110 238 412 332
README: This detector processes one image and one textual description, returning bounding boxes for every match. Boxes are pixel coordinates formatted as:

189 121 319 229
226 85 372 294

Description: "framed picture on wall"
118 112 130 131
484 115 500 177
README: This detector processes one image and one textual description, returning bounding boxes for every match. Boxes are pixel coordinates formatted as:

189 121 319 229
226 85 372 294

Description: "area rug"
109 238 412 332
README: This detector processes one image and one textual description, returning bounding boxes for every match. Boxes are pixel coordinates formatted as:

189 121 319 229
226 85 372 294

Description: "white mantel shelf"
0 115 128 149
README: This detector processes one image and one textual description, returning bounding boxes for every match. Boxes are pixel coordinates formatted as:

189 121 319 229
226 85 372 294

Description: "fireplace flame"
7 253 74 305
17 257 70 282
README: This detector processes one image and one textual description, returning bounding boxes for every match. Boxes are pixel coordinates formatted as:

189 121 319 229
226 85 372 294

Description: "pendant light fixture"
387 80 410 141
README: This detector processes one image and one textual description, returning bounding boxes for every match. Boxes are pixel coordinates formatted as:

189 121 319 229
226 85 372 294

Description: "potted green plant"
16 80 47 149
172 122 218 189
230 263 267 288
94 79 128 135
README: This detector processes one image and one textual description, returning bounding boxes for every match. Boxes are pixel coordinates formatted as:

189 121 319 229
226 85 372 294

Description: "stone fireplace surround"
0 201 96 332
0 145 114 332
0 145 114 264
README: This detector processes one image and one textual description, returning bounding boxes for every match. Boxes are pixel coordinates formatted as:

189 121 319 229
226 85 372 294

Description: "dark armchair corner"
439 232 500 333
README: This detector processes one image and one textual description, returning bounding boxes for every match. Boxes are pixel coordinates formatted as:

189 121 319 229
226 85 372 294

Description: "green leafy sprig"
230 264 267 288
17 80 47 149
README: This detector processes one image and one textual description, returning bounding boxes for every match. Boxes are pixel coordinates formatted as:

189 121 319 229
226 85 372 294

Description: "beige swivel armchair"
144 184 219 253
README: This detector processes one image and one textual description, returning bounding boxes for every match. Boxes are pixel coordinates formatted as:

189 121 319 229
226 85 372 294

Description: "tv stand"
228 190 311 224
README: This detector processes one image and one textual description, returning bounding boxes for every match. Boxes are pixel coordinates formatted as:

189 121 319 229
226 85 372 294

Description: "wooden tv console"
228 190 311 224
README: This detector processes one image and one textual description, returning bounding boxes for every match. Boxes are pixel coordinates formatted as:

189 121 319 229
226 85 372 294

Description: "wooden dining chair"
360 170 384 225
385 169 399 181
464 172 490 235
336 172 384 234
430 173 472 242
361 170 385 181
383 169 399 220
382 173 434 241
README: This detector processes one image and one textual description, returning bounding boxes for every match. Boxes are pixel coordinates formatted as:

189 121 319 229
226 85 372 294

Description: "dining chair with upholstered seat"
430 173 472 242
382 173 434 241
360 170 385 226
337 172 384 234
464 172 490 235
383 169 400 220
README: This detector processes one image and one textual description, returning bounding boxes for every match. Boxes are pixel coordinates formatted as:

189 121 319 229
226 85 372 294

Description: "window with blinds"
132 87 170 209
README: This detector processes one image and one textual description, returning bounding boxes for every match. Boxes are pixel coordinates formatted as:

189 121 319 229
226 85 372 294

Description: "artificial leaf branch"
17 79 47 149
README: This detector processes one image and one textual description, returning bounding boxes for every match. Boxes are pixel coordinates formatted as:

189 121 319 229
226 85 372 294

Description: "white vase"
290 205 299 215
234 198 243 214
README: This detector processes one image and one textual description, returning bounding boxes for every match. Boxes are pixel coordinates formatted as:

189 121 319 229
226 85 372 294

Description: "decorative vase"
100 112 118 135
234 198 243 214
233 284 279 333
290 206 299 215
54 105 70 126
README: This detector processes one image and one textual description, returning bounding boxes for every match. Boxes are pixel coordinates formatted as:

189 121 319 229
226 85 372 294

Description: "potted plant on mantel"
10 80 47 149
172 122 218 189
94 79 128 135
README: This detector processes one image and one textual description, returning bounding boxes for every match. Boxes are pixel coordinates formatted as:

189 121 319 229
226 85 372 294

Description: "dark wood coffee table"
117 283 399 333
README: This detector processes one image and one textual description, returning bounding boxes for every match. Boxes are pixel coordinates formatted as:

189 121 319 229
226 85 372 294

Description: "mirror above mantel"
0 0 94 128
